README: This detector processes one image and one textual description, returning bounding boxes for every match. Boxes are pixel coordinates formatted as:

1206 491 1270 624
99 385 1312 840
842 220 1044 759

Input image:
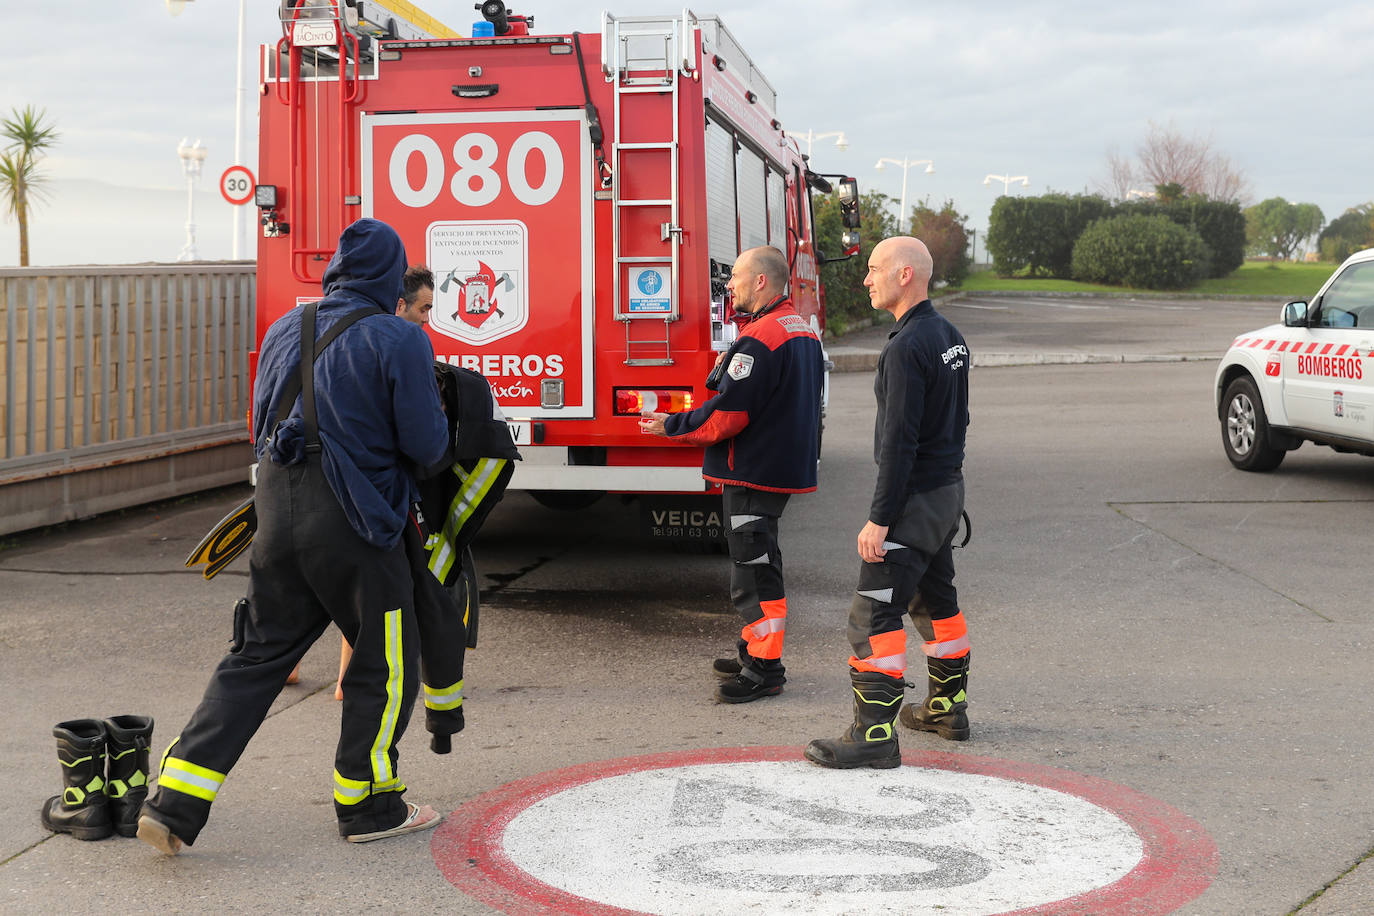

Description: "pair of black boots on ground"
40 716 154 841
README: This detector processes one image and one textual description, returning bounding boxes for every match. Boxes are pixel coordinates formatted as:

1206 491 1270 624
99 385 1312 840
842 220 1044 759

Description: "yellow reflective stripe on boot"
369 609 405 786
424 679 464 711
63 770 105 805
854 685 902 743
159 756 226 803
105 744 140 799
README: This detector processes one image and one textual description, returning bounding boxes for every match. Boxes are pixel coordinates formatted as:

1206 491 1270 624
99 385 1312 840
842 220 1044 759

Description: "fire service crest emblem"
427 221 528 345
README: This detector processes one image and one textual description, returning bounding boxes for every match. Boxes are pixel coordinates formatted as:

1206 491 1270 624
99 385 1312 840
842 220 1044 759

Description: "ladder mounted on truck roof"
602 11 699 366
271 0 456 283
281 0 459 50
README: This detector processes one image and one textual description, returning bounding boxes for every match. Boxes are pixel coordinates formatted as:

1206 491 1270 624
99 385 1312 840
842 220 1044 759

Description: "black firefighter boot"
103 715 154 837
39 719 114 840
899 654 970 741
804 671 904 769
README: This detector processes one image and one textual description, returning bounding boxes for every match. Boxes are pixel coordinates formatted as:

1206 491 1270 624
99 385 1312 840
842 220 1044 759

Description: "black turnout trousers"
143 455 419 844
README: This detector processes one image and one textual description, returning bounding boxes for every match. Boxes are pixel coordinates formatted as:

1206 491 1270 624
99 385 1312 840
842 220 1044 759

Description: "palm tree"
0 106 59 267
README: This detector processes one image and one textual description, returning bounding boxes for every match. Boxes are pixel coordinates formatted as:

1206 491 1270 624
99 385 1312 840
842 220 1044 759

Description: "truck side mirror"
1282 300 1309 327
841 230 860 257
838 177 860 230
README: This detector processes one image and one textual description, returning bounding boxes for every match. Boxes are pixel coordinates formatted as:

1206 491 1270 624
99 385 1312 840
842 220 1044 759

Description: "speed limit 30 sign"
220 165 255 206
432 746 1217 915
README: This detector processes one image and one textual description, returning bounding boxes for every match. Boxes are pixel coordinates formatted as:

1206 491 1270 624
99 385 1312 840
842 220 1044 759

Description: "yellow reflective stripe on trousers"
333 770 369 806
369 609 404 786
159 755 227 803
428 459 506 581
424 678 464 711
334 769 407 805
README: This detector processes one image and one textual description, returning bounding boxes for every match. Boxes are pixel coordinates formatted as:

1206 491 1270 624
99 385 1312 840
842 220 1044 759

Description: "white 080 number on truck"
1215 248 1374 470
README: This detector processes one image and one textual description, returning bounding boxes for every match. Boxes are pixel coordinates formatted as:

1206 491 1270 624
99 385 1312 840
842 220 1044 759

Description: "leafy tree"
907 197 972 287
0 105 59 267
1316 204 1373 263
813 189 898 329
1245 197 1324 260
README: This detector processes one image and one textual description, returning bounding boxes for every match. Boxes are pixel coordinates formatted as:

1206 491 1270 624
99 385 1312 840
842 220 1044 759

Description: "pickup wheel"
1221 376 1285 471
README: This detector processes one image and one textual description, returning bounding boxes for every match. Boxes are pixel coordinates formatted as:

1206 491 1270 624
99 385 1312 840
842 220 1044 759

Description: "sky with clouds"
1 0 1371 265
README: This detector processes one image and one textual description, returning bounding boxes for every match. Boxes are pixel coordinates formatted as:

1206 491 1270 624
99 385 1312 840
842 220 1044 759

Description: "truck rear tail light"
541 379 564 409
613 388 694 416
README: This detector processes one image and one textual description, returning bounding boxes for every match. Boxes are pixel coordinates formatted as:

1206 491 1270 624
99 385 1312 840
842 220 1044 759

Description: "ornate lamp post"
176 138 207 262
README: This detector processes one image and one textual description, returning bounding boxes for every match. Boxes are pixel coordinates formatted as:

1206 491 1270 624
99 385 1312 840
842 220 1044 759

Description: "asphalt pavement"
3 291 1372 915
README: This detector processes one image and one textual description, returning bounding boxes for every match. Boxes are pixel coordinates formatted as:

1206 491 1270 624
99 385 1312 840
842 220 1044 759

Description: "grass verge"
957 260 1334 298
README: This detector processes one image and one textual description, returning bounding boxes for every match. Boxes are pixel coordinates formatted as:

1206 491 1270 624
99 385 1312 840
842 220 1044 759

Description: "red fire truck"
253 1 859 542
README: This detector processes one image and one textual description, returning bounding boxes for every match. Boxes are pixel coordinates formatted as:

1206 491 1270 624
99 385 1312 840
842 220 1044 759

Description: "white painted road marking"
432 746 1216 915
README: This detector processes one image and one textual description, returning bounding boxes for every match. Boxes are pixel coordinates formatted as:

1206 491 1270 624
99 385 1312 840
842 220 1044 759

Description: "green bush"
986 193 1113 279
1116 197 1244 277
1071 214 1211 289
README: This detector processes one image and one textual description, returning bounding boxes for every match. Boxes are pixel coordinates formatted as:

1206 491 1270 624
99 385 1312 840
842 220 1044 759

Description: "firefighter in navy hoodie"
138 219 449 853
640 246 823 703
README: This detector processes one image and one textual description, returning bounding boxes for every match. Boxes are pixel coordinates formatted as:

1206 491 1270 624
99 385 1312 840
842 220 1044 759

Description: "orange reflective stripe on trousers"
849 628 906 676
741 597 787 659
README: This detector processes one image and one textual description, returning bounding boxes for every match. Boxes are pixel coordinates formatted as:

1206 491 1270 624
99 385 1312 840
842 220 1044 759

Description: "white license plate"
506 421 532 446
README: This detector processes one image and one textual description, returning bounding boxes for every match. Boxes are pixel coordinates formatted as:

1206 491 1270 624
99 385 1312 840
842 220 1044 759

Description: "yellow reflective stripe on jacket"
368 609 404 786
423 678 464 711
427 458 506 581
159 756 227 803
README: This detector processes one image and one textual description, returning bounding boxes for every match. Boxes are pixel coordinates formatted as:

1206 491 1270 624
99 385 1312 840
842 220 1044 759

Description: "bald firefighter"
640 245 823 703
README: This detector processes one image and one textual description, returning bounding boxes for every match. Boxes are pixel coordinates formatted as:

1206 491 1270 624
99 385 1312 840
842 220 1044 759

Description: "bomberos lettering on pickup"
1296 354 1363 380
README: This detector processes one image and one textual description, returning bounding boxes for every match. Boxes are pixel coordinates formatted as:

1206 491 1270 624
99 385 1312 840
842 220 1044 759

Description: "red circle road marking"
430 746 1217 915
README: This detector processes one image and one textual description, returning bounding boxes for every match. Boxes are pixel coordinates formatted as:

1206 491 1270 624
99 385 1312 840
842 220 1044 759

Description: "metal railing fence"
0 263 256 483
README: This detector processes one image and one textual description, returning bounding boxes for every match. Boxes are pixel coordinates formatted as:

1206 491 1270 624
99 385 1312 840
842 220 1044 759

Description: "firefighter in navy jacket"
139 219 449 854
806 236 973 771
640 246 823 703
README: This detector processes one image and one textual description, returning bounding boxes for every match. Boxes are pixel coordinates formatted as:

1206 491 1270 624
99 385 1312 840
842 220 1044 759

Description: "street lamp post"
984 173 1030 195
875 155 935 234
796 129 848 159
177 138 207 262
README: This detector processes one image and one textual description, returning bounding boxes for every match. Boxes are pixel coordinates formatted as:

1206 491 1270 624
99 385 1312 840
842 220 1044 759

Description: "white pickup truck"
1215 248 1374 470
